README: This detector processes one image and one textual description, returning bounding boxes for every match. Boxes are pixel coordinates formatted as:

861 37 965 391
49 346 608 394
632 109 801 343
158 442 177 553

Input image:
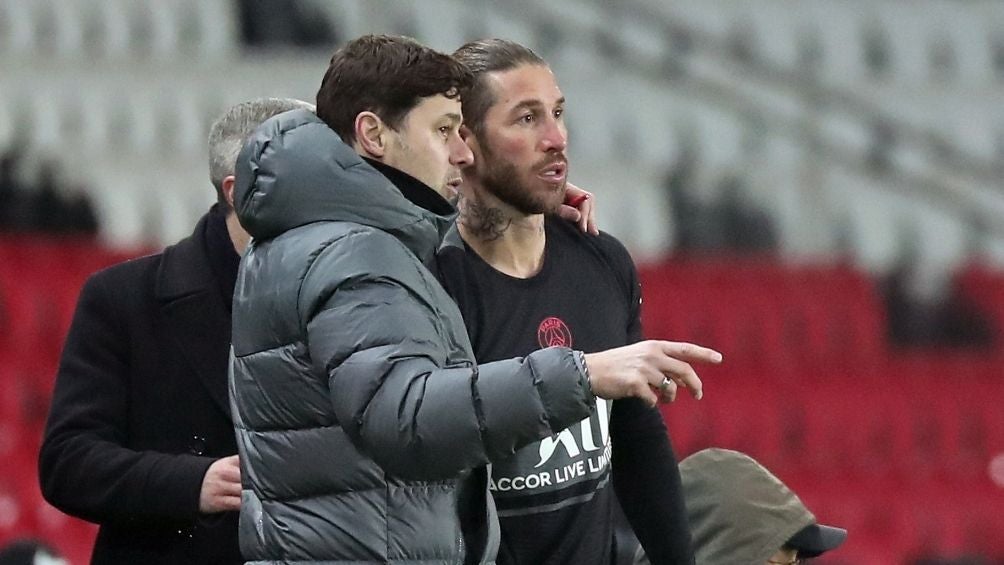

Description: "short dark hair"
452 39 546 135
316 35 473 144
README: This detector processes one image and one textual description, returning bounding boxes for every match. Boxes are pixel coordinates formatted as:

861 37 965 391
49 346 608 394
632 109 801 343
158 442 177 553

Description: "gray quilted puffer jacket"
229 110 595 564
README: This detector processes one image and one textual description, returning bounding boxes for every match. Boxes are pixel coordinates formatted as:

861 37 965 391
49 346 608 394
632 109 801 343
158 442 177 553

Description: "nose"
539 118 568 153
448 133 474 167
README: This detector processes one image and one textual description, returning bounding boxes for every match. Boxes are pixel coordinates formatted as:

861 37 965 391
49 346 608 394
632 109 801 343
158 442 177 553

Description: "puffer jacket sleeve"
301 230 595 480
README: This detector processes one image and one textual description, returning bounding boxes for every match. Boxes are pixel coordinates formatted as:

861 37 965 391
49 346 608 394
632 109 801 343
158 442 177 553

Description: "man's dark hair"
452 39 547 135
316 35 473 144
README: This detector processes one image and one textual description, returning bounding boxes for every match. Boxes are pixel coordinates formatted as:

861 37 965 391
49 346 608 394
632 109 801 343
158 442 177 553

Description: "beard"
478 141 566 216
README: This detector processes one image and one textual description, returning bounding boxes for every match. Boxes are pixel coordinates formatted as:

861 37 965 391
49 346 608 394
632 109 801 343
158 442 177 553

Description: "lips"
445 177 462 198
537 160 567 184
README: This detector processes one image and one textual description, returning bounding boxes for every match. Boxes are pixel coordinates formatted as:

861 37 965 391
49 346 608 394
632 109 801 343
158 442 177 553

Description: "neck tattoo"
458 193 512 242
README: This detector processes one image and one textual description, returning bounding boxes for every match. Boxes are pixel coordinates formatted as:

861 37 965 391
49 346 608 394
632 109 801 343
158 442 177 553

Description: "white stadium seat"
0 90 14 149
0 0 1000 273
0 0 35 56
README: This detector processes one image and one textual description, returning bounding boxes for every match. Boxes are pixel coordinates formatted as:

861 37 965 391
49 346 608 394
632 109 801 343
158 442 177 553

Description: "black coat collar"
363 158 455 217
154 211 233 417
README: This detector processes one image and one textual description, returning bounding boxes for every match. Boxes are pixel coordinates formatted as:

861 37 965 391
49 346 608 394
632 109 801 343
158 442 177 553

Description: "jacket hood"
680 448 818 564
233 109 454 259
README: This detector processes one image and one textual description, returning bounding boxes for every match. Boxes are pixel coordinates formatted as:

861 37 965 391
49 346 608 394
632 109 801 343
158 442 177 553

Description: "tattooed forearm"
457 193 512 241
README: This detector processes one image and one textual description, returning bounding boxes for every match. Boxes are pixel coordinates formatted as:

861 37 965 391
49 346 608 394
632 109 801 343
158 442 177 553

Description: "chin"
527 196 564 216
429 183 451 200
542 185 567 211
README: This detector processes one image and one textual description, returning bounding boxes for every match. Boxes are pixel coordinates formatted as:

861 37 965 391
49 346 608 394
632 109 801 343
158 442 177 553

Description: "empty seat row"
0 442 97 565
0 237 147 366
0 0 238 62
1 238 1001 562
638 259 888 365
0 81 226 159
0 237 127 562
3 33 1000 260
784 474 1004 563
4 0 1002 86
955 263 1004 337
649 0 1004 84
661 360 1004 479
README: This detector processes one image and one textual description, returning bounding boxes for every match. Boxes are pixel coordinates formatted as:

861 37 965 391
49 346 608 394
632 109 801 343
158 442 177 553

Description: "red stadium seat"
955 265 1004 326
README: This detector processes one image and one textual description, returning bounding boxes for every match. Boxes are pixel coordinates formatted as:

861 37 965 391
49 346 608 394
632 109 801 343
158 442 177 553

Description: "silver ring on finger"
659 377 672 391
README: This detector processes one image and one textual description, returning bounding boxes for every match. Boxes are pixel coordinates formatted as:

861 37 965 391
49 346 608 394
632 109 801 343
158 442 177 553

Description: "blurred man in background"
436 39 702 564
38 97 312 565
635 448 847 565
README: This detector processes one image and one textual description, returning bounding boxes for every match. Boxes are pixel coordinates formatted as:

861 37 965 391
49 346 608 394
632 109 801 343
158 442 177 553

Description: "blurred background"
0 0 1002 563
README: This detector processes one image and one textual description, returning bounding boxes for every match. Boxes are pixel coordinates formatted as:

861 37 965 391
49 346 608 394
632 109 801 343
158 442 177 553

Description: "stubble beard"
478 141 566 216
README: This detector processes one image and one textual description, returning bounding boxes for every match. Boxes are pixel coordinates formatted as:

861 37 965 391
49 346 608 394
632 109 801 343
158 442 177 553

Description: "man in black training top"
436 39 716 565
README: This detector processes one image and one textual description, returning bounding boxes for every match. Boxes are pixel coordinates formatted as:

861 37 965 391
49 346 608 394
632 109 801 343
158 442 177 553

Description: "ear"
354 111 387 158
222 175 237 209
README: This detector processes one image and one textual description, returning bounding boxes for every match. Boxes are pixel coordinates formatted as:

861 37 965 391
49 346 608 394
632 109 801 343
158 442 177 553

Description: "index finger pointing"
657 341 723 364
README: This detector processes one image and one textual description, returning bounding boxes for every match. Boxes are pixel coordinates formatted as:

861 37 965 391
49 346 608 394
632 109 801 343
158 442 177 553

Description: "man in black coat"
37 97 314 565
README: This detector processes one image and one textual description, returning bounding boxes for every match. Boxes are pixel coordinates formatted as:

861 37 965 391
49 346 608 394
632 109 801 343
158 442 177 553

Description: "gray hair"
207 97 315 203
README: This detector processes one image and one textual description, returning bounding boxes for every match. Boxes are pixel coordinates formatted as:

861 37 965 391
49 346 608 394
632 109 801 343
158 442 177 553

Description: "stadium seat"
801 2 870 86
185 0 238 60
87 0 133 60
0 366 26 456
0 0 35 56
768 3 812 73
46 0 89 59
876 5 929 84
943 10 997 84
407 0 467 52
691 105 746 170
955 264 1004 346
711 374 786 466
0 86 13 149
0 488 27 548
153 0 236 62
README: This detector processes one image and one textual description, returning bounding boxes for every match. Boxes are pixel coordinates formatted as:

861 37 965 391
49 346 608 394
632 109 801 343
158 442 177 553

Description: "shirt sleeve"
610 400 695 565
609 233 695 563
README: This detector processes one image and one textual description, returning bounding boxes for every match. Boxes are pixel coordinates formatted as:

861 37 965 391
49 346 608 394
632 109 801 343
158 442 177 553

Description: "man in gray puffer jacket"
230 35 717 564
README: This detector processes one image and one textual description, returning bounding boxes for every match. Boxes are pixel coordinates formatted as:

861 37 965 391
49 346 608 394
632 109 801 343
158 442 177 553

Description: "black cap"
787 523 848 557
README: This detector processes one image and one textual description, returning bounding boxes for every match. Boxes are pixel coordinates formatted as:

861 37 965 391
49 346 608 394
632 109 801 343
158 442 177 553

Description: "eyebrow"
511 97 566 113
443 113 462 125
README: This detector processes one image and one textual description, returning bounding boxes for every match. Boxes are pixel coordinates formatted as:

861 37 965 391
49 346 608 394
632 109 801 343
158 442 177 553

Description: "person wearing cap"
635 448 846 564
